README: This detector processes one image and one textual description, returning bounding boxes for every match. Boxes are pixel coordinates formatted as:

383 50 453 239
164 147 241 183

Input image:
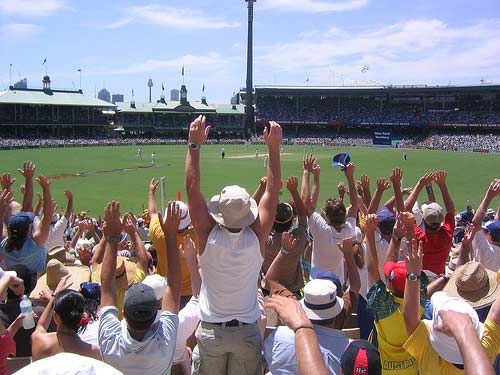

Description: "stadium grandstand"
241 84 500 153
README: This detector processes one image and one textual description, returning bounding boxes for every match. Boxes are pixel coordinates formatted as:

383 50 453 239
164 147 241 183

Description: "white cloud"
92 53 230 75
0 23 42 39
0 0 64 17
107 5 240 30
259 0 370 13
257 18 500 85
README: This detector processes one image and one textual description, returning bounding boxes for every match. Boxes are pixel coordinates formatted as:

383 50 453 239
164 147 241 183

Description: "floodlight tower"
147 77 154 103
245 0 256 138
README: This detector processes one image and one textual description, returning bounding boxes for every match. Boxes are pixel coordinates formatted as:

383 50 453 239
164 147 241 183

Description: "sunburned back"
32 332 101 362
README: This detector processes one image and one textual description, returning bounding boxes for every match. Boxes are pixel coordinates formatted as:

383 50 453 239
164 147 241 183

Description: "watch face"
408 273 418 281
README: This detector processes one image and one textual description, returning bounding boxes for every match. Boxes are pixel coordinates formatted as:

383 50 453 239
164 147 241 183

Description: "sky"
0 0 499 104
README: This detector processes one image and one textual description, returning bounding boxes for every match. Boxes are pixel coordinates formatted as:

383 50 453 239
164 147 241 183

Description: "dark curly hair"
323 198 346 226
53 290 86 334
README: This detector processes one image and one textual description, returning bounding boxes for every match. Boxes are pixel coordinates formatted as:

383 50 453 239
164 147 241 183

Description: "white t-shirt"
98 306 178 375
309 212 356 283
33 215 68 250
472 231 500 272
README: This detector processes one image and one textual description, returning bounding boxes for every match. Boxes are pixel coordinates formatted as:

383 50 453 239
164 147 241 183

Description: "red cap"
383 261 407 294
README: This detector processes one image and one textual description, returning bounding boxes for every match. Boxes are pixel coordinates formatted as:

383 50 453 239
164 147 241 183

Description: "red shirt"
414 212 455 275
0 331 15 375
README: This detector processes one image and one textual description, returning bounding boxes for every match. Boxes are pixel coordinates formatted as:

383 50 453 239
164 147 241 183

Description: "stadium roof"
0 87 115 108
117 101 245 115
251 84 500 96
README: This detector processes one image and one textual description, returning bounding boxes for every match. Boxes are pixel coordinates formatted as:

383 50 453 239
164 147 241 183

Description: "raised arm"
252 122 282 247
33 175 53 247
266 295 329 375
181 234 202 299
390 168 404 213
34 275 72 334
34 192 42 217
338 237 360 294
0 190 14 243
252 177 267 205
148 178 160 221
287 176 306 218
63 190 73 220
384 212 410 264
456 224 475 267
404 173 434 211
18 161 36 213
123 213 148 273
403 238 423 336
365 214 381 284
368 178 390 214
434 171 455 215
435 310 495 375
185 115 216 254
158 202 182 314
311 159 320 208
301 154 315 216
472 180 500 230
485 275 500 325
345 163 357 219
100 201 123 308
360 175 372 209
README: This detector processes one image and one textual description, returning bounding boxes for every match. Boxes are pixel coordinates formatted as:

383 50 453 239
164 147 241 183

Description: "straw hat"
443 261 500 309
92 256 137 291
30 259 90 300
47 246 76 265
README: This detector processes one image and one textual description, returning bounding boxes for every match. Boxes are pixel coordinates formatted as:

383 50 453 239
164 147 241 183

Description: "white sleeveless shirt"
199 224 263 323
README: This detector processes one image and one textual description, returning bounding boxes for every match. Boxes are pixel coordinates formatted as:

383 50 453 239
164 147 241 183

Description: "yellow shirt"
374 295 420 374
404 319 500 375
150 217 198 296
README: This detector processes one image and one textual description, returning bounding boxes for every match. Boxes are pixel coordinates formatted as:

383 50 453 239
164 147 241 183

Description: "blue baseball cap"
331 153 350 171
377 207 396 235
483 220 500 242
8 212 35 235
310 267 342 294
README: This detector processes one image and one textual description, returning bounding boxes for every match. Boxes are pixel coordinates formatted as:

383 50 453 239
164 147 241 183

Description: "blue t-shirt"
0 237 47 273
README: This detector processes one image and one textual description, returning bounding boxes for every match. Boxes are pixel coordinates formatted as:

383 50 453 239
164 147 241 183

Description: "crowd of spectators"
0 117 499 375
414 133 500 153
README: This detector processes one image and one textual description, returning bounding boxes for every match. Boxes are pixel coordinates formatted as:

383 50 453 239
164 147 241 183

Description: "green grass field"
1 145 499 216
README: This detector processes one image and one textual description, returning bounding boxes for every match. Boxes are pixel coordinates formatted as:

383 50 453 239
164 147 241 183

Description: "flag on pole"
181 65 184 76
162 83 164 91
132 89 134 98
202 84 205 92
77 68 81 72
42 58 47 65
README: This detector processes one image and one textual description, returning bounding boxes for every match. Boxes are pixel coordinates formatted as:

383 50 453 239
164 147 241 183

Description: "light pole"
245 0 256 139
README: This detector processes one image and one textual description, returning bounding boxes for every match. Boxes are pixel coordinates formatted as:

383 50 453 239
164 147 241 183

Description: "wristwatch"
392 233 402 242
407 272 420 281
188 142 200 150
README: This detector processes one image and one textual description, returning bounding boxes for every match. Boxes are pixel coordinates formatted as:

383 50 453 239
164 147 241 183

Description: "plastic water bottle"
20 295 35 330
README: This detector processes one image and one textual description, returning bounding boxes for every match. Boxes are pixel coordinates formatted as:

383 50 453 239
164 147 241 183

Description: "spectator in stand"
365 213 428 375
0 175 53 273
31 274 100 361
186 116 282 375
469 179 500 272
302 154 357 283
98 201 182 374
264 237 360 375
460 205 474 224
148 186 198 307
402 236 500 375
404 171 455 277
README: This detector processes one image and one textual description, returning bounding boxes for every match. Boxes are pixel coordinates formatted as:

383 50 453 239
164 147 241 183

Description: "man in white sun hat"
186 115 282 375
149 179 199 307
263 278 352 375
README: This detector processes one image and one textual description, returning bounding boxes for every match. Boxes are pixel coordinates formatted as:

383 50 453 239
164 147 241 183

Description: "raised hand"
404 238 423 276
122 213 137 236
64 189 73 201
286 176 298 192
0 189 14 218
181 234 197 261
189 115 210 145
401 187 413 195
361 175 370 191
17 161 36 180
103 200 122 237
419 173 435 186
281 231 298 253
487 179 500 197
344 162 355 179
35 175 51 190
434 310 472 337
365 213 378 232
434 170 447 186
337 237 353 256
393 212 409 239
266 295 312 332
0 173 16 191
390 167 403 186
149 178 160 194
159 201 181 238
376 178 390 191
462 223 476 246
54 274 73 294
312 161 320 177
337 181 346 198
263 121 282 150
302 154 315 172
356 181 364 196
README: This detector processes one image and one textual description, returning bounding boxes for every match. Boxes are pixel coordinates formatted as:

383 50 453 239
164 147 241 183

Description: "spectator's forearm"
437 182 455 214
295 328 329 375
